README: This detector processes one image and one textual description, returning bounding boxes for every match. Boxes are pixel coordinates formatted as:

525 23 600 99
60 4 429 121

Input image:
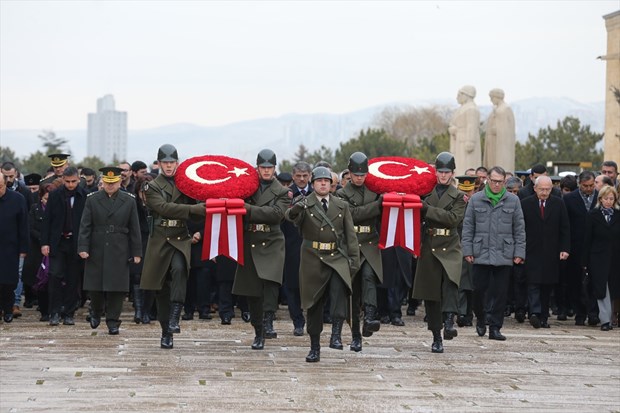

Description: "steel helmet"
257 149 277 167
347 152 369 175
157 144 179 162
435 152 456 172
311 166 333 183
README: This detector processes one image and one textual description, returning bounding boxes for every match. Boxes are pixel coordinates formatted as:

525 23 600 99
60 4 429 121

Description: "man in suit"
518 164 562 200
41 167 87 326
232 149 290 350
285 166 360 362
562 170 598 325
78 167 142 335
140 144 206 349
281 161 313 336
521 176 571 328
336 152 383 351
413 152 466 353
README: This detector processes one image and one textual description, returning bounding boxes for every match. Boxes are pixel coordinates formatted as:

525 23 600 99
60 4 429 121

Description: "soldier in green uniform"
335 152 382 352
285 166 360 362
413 152 466 353
78 167 142 335
233 149 290 350
140 144 206 349
40 154 70 186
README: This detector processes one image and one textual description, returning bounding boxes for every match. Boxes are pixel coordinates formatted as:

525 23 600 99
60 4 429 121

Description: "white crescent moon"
185 161 231 185
368 161 412 180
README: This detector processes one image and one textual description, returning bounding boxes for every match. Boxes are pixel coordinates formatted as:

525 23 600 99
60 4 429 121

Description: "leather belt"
427 228 451 236
94 225 129 234
310 241 337 251
157 219 186 228
354 225 372 234
247 224 271 232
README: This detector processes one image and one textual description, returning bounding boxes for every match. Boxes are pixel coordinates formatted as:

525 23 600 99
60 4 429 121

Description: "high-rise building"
87 95 127 163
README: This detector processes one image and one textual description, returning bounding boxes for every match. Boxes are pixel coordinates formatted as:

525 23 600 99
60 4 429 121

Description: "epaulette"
121 191 136 198
87 191 97 197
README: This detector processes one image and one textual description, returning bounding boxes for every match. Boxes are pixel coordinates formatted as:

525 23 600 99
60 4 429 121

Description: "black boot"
306 335 320 362
350 317 362 352
263 311 277 339
142 290 154 324
443 312 458 340
89 309 101 329
133 285 143 324
251 324 264 350
431 330 444 353
329 319 344 350
106 319 121 335
362 304 381 337
168 302 183 334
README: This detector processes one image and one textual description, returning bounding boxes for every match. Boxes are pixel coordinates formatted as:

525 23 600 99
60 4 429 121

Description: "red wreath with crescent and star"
176 155 259 201
365 156 436 196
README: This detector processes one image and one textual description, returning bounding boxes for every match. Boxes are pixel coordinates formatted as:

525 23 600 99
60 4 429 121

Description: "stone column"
602 11 620 166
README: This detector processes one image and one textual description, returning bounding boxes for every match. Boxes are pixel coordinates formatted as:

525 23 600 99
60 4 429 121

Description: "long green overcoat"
78 190 142 292
285 192 360 310
413 185 465 301
232 179 290 297
140 174 205 290
336 182 383 282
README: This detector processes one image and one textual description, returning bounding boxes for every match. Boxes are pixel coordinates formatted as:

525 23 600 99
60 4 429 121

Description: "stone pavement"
1 303 619 413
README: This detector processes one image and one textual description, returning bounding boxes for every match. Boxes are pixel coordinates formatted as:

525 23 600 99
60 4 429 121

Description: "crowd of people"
1 148 619 362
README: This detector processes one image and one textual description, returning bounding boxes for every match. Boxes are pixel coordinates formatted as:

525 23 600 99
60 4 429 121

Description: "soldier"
140 144 206 349
40 154 71 186
413 152 466 353
285 166 360 362
41 167 87 326
232 149 289 350
335 152 382 351
78 167 142 335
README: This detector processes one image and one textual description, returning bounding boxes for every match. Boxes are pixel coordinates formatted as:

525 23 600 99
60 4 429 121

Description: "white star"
410 166 430 175
228 167 249 178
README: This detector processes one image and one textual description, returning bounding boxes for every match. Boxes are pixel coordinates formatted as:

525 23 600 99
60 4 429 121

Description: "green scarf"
485 184 506 206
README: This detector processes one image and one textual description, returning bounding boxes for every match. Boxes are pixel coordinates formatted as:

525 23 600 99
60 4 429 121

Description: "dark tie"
321 198 328 213
300 189 306 196
540 200 545 219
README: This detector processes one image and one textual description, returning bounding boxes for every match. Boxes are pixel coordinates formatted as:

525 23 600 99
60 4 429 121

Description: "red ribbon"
203 198 247 264
378 192 423 256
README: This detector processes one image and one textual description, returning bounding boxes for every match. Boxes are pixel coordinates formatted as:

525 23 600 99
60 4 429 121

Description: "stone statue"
484 88 516 172
448 85 481 171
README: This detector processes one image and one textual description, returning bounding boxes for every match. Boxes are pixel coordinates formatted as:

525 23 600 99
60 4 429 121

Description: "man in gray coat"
462 166 526 340
78 167 142 335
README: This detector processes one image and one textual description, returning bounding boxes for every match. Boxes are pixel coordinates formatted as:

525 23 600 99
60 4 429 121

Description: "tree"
333 128 410 171
20 150 50 175
408 132 451 164
374 105 452 146
293 144 311 163
515 116 603 170
0 146 20 168
38 130 69 155
78 156 105 171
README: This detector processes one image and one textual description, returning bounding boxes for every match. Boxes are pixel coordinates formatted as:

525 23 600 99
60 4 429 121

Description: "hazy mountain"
1 97 605 167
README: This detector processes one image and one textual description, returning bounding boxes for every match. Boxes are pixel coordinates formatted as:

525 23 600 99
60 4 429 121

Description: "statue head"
489 88 505 105
458 85 476 103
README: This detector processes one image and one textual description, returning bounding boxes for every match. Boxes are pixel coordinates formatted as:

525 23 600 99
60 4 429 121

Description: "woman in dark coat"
582 185 620 331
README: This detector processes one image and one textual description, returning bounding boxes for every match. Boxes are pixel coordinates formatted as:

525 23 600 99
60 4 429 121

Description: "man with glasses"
462 166 525 340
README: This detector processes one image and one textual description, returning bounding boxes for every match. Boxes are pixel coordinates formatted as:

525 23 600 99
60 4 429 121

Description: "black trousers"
527 283 553 322
247 279 280 327
285 284 305 329
184 263 215 315
90 291 125 326
0 283 17 314
48 238 82 316
307 266 348 337
512 263 527 313
473 264 511 330
424 267 459 331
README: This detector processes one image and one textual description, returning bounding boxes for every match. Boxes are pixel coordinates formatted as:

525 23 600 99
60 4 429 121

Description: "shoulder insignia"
87 191 97 197
143 182 150 192
121 191 136 198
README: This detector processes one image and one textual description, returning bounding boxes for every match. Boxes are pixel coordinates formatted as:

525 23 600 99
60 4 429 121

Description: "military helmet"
347 152 369 175
435 152 456 172
257 149 277 167
311 166 333 183
157 144 179 162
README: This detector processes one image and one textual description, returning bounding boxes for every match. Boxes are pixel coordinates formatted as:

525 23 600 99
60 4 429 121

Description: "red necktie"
540 200 545 219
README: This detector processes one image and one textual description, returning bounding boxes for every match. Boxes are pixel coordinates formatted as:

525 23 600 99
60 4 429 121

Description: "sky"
0 0 617 131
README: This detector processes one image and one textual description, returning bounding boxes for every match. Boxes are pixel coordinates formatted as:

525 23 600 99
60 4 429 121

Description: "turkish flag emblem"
365 156 436 196
176 155 259 200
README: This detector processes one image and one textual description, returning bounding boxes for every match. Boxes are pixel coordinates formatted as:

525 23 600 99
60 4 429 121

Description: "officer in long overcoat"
336 152 382 351
140 144 205 349
78 167 142 334
233 149 289 350
413 152 465 353
285 166 360 362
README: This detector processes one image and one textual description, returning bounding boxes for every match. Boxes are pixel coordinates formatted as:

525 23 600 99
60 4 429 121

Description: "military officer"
412 152 466 353
285 166 360 362
40 154 71 186
335 152 382 351
78 167 142 335
140 144 206 349
232 149 290 350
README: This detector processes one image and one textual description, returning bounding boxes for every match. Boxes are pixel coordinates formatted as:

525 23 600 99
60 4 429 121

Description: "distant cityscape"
87 95 127 163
